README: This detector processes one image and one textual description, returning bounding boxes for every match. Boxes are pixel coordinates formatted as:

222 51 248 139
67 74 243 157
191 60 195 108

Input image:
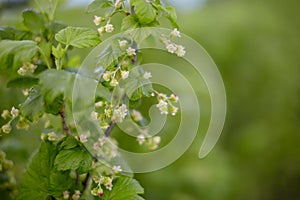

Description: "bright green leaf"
22 9 45 31
132 0 157 25
6 77 39 88
21 86 44 121
55 26 100 48
101 176 144 200
55 137 93 174
18 141 74 200
121 15 140 31
0 40 38 71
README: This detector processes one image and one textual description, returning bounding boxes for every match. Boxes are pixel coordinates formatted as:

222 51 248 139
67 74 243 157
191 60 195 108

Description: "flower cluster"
1 107 28 135
162 28 186 57
17 62 37 76
152 92 179 116
93 136 118 159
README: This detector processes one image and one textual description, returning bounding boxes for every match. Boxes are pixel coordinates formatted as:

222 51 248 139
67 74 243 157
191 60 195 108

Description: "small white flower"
63 191 70 199
118 40 128 48
105 23 114 33
101 121 110 130
102 176 113 191
153 136 161 144
11 107 19 118
17 67 27 76
131 110 143 121
176 45 186 57
169 94 179 102
91 111 99 120
79 134 88 143
170 28 181 38
48 132 57 141
156 100 168 115
93 15 102 26
112 104 128 123
166 43 177 54
72 190 81 200
143 71 152 79
2 123 12 134
115 0 122 8
121 70 129 80
110 79 119 87
22 89 29 97
1 110 10 119
104 107 112 117
112 165 122 173
28 64 37 73
137 134 146 145
95 101 104 108
126 47 136 56
97 27 105 35
103 71 111 81
170 106 179 116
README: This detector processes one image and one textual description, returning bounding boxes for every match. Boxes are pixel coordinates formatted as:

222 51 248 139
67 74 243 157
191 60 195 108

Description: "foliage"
0 0 182 199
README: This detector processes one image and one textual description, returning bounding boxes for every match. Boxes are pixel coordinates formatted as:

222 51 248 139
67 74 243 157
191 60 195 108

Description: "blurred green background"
1 0 300 199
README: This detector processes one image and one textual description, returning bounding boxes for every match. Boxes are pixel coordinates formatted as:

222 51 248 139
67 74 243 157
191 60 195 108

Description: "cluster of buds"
161 28 186 57
17 62 37 76
102 67 130 87
40 132 59 142
94 15 114 35
152 92 179 116
137 134 161 150
1 107 23 135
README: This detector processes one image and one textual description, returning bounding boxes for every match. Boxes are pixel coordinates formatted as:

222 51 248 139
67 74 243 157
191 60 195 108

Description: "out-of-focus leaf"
22 9 45 31
6 77 39 88
132 0 157 25
86 0 113 13
0 40 38 71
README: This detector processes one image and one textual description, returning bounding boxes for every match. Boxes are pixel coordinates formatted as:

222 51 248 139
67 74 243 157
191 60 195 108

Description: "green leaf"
96 83 112 101
55 26 100 48
39 69 75 102
121 15 140 31
122 68 153 101
156 5 178 28
21 86 44 121
97 45 125 69
86 0 113 13
132 0 157 25
0 40 38 71
6 77 39 88
18 141 74 200
55 137 93 174
101 176 144 200
22 9 45 31
0 27 32 40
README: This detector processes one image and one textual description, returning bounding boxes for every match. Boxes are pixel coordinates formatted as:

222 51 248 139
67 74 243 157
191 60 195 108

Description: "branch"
59 105 72 136
104 121 116 137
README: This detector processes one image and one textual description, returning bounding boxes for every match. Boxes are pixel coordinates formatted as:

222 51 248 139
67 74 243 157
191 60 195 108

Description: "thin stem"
105 121 116 137
82 173 90 192
59 105 72 136
50 0 59 21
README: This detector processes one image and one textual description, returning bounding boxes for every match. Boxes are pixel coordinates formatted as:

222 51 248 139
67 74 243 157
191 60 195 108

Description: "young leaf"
39 69 75 102
18 141 74 200
86 0 113 13
6 77 39 88
121 68 153 101
156 5 178 28
55 26 101 48
0 40 38 71
132 0 157 25
22 9 45 31
121 15 140 31
55 136 93 174
21 86 44 121
101 176 145 200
